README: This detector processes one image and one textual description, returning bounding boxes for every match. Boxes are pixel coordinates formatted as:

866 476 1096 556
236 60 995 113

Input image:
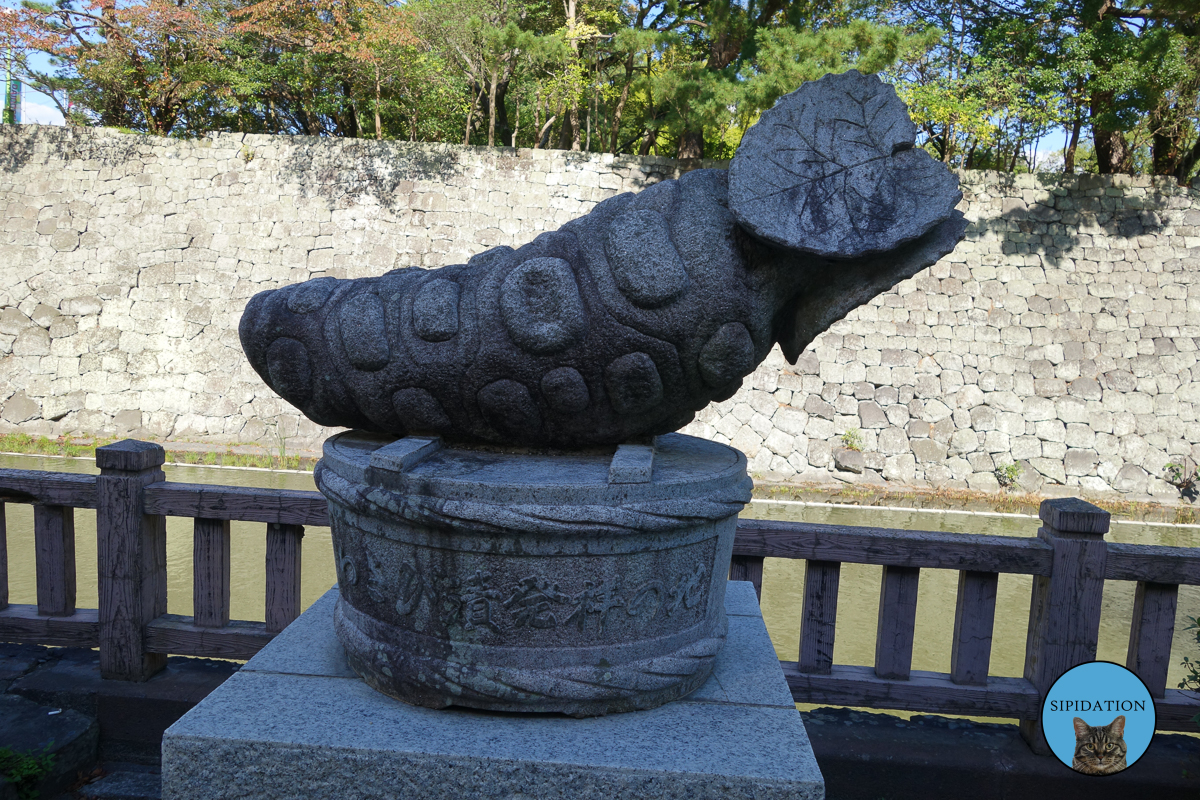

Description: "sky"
2 3 64 124
14 94 65 124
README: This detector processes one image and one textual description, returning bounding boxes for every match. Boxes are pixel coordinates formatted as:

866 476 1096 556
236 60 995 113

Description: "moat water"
4 453 1199 718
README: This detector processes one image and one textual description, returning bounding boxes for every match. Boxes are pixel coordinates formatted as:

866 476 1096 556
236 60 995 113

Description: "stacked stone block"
1 126 1199 498
682 173 1200 498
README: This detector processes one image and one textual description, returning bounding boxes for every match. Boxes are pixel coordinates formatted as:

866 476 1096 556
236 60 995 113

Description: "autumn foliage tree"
230 0 420 137
1 0 228 134
0 0 1196 182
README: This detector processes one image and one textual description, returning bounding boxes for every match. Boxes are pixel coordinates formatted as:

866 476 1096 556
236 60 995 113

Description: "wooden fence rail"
1 440 1199 754
729 498 1200 752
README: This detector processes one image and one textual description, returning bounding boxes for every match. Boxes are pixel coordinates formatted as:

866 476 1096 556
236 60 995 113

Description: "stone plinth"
317 431 753 716
161 582 825 800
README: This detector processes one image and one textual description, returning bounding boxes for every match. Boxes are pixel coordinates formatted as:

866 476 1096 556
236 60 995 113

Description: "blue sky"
2 2 65 124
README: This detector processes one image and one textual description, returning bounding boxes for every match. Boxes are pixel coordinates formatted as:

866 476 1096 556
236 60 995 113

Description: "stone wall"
2 125 1200 498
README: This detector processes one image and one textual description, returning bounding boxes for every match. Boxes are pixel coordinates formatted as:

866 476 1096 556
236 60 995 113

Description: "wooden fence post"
729 555 765 601
34 505 76 617
875 565 920 680
798 560 840 675
950 570 999 686
265 523 304 634
1019 497 1110 754
1126 581 1178 698
0 504 7 611
193 518 232 629
96 439 168 681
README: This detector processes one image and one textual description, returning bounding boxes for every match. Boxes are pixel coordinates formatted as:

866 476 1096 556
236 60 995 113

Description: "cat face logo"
1072 715 1127 775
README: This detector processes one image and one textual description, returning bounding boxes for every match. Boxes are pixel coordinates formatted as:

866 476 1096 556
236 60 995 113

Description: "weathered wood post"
798 560 840 675
949 570 999 686
875 565 920 680
1126 581 1178 698
1019 497 1110 754
0 504 7 611
729 555 765 600
96 439 168 681
193 518 232 629
265 522 304 634
34 505 76 617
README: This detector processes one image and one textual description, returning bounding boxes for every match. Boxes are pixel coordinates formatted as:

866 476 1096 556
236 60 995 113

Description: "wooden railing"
0 440 324 678
1 440 1198 753
729 497 1200 751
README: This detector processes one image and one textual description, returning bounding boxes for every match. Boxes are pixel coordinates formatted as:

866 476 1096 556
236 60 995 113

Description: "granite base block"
161 581 824 800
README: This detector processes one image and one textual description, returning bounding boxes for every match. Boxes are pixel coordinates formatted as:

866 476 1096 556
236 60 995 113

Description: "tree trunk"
511 96 520 149
488 69 499 147
495 80 512 146
1064 115 1082 173
295 102 318 136
534 94 542 148
675 21 755 160
537 116 557 149
557 104 574 150
678 128 703 159
563 0 582 151
609 53 634 154
586 89 594 152
1152 120 1174 177
638 128 656 155
1090 91 1132 174
1174 138 1200 186
639 54 655 156
464 81 485 146
1092 127 1133 174
375 64 383 141
570 101 582 151
1152 104 1200 186
99 5 133 129
341 98 361 138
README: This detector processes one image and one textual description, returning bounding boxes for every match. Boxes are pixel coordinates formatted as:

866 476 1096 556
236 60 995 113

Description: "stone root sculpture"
240 70 967 447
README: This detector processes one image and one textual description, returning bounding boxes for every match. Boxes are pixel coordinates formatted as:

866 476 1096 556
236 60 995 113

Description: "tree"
2 0 1195 178
891 0 1200 181
230 0 410 137
1 0 230 134
413 0 557 146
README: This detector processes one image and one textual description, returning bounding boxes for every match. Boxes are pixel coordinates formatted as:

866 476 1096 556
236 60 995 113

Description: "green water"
750 500 1200 692
3 453 1199 714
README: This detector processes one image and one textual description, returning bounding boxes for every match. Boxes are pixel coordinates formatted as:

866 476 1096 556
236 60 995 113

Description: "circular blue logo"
1043 661 1156 775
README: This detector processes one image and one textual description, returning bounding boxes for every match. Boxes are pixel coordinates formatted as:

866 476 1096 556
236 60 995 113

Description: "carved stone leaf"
729 70 963 259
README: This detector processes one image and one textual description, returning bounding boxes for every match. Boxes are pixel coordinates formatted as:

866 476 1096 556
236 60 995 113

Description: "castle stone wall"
2 125 1199 498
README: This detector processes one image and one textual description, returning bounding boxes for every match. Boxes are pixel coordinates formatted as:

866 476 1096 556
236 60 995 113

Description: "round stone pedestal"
314 431 752 716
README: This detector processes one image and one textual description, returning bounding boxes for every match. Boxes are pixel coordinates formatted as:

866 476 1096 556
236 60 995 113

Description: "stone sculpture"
318 431 753 716
238 70 968 716
239 70 967 448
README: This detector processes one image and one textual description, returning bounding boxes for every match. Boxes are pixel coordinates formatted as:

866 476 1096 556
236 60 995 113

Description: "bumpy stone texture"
239 72 964 447
2 108 1200 495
